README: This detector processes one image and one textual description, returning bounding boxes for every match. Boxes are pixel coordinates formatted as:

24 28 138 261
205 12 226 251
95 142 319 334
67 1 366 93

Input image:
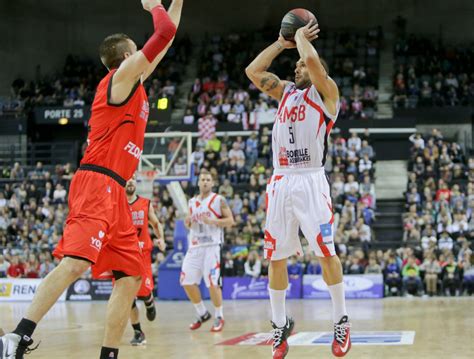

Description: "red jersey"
81 69 149 180
130 196 153 253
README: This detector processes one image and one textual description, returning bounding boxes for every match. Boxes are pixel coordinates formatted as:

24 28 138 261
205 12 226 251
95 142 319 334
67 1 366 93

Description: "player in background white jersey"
181 169 235 332
246 20 351 358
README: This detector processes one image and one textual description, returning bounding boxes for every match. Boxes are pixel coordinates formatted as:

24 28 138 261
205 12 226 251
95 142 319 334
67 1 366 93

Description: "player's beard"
126 187 135 196
295 76 311 90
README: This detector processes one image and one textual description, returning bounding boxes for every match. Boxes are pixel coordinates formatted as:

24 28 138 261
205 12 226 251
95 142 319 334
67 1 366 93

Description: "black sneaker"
130 330 146 346
145 302 156 321
189 311 211 330
271 317 294 359
1 333 38 359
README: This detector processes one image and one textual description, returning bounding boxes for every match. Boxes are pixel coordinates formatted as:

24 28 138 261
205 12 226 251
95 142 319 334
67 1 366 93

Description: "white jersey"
188 192 224 248
273 83 339 171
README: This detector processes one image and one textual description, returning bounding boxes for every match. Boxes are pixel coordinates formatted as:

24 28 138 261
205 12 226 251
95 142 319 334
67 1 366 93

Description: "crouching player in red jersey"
125 177 165 346
1 1 183 358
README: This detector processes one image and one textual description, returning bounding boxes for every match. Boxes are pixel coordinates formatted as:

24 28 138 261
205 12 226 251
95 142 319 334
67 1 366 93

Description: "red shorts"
136 250 153 297
53 170 144 279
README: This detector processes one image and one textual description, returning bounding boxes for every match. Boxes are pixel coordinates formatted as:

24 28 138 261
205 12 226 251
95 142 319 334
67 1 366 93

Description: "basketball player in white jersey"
181 169 234 332
246 21 351 358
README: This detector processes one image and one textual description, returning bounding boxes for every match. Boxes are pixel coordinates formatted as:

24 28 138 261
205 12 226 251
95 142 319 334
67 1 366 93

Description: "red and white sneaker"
271 317 294 359
210 317 225 332
332 315 351 357
189 311 211 330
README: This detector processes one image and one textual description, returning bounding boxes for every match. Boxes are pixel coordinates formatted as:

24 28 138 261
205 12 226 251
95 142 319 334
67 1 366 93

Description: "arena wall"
1 0 473 94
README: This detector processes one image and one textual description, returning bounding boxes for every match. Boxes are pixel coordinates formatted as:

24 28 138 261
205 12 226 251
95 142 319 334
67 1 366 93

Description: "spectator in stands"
438 231 454 251
223 251 235 277
53 183 67 204
385 254 402 295
228 142 245 161
205 133 221 153
420 252 441 296
245 132 259 165
365 256 382 274
442 255 462 296
24 254 40 278
260 259 269 277
359 140 375 159
39 253 56 278
287 256 304 278
305 255 322 275
346 256 364 274
402 256 422 295
344 174 359 194
10 162 25 180
244 250 261 278
218 179 234 199
7 255 25 278
0 255 10 278
183 109 195 125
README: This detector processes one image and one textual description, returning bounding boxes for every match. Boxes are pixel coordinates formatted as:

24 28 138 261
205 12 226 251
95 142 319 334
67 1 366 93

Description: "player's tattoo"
260 73 280 92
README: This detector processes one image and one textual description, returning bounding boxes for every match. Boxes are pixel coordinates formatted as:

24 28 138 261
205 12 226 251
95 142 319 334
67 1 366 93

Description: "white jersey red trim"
273 82 340 171
188 192 224 248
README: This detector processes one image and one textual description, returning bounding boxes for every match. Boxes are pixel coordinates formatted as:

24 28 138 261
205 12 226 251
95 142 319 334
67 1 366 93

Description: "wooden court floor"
1 297 473 358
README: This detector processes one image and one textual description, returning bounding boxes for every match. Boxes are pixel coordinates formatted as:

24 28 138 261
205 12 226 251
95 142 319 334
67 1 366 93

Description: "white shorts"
180 245 221 288
264 168 336 261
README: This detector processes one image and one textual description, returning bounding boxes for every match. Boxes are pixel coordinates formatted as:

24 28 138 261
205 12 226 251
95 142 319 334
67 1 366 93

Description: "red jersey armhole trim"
208 193 222 218
106 70 141 107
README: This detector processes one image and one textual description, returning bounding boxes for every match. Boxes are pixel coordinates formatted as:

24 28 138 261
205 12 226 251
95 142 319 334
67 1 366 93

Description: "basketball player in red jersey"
246 21 351 358
125 177 165 346
1 1 183 358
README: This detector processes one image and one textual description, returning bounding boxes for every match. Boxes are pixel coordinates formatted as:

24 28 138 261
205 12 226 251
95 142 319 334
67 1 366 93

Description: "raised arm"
110 0 179 104
294 22 339 106
141 0 184 81
245 36 295 101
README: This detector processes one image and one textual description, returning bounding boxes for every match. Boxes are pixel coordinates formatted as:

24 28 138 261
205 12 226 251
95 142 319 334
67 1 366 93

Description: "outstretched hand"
295 20 320 42
142 0 162 12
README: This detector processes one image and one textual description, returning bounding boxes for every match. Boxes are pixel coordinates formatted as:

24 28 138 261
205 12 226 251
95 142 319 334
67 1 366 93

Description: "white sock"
269 288 287 327
327 282 348 323
215 306 224 319
193 301 207 317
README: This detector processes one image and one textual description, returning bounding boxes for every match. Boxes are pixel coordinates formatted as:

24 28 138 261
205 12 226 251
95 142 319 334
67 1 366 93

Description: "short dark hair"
199 169 212 177
99 33 132 70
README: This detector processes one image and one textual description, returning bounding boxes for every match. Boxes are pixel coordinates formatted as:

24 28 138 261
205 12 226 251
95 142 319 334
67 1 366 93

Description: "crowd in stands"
2 37 191 115
183 27 381 128
393 34 474 108
2 127 472 297
398 128 473 295
0 162 73 278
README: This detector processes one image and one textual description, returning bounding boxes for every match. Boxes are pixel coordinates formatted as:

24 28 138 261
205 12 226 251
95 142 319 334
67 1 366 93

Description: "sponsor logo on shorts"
320 223 332 237
123 141 143 159
138 241 145 249
90 231 104 251
264 240 275 250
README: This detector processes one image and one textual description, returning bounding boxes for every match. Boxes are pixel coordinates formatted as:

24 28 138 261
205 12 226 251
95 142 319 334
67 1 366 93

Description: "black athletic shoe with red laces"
271 317 294 359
